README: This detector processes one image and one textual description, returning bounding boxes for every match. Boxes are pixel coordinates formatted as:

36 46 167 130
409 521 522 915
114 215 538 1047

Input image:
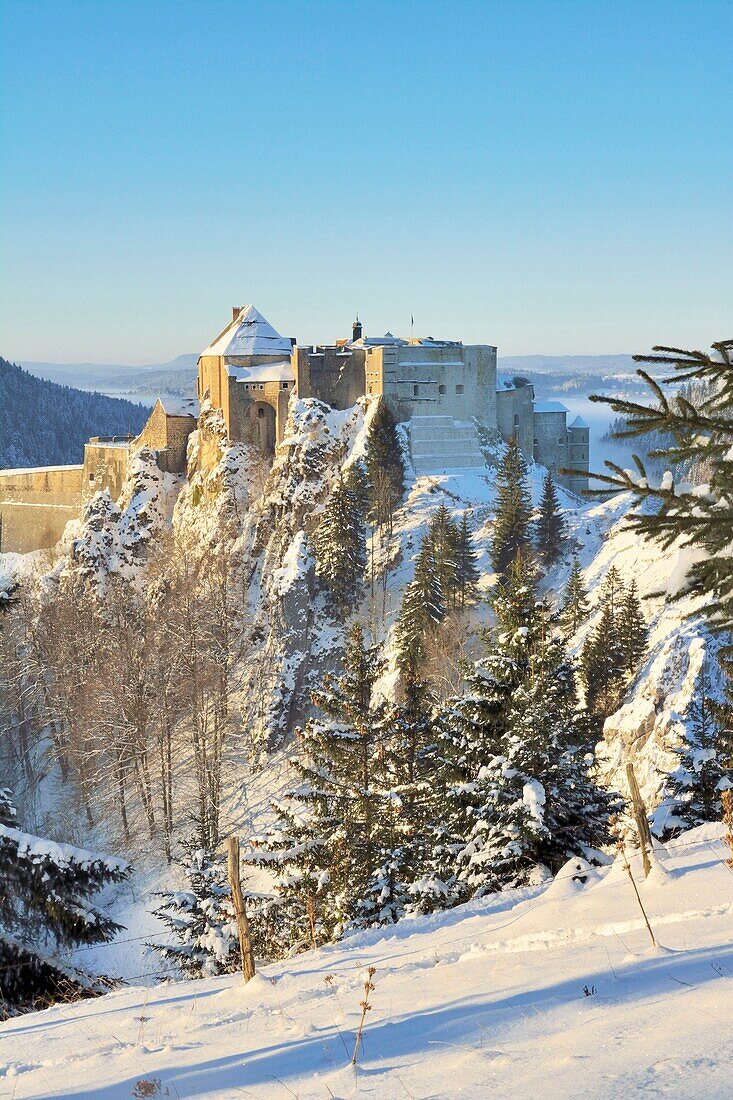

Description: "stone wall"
371 343 498 427
295 346 366 410
83 442 130 499
0 465 83 553
496 384 535 458
533 409 570 473
227 376 294 450
568 424 590 492
132 400 195 473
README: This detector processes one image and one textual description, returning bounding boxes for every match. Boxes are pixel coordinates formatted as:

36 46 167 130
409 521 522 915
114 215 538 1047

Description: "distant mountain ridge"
0 357 149 469
20 353 198 393
498 354 637 375
19 353 638 402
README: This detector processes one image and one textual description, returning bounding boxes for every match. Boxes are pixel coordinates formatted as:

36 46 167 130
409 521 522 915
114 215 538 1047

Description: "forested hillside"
0 357 149 469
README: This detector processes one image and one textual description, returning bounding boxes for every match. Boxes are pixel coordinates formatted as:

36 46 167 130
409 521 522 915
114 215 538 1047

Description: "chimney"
232 306 243 322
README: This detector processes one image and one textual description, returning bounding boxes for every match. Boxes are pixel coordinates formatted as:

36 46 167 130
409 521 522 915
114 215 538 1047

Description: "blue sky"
1 0 730 364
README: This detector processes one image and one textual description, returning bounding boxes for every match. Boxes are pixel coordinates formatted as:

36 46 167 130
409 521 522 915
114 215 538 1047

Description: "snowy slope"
1 826 732 1099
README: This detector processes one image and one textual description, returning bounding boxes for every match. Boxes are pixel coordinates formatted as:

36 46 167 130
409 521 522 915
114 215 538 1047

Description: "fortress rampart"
0 465 84 553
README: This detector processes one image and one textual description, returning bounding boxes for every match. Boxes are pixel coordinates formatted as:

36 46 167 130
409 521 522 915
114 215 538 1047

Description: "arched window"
513 413 520 428
258 408 265 419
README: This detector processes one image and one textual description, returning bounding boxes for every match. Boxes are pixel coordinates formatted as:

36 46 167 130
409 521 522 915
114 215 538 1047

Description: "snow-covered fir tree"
380 663 445 916
150 835 240 978
428 504 461 610
476 633 615 888
315 473 367 617
429 551 614 899
365 397 405 533
581 599 625 721
665 662 732 832
396 532 446 669
560 556 590 634
490 434 534 577
246 624 401 949
535 471 567 566
429 553 541 902
0 788 129 1012
617 579 648 675
455 510 481 610
581 568 647 722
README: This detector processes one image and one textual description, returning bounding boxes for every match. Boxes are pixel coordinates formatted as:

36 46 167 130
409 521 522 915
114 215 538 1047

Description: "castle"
197 305 589 482
0 305 588 553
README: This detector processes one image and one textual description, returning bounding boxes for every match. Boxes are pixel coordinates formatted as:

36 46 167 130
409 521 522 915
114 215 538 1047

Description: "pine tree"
0 789 129 1011
599 565 624 618
365 398 405 534
474 634 615 888
560 557 590 635
396 533 446 669
492 550 541 656
490 434 533 577
150 835 240 978
428 504 461 609
384 665 445 915
585 340 733 633
434 650 518 901
455 510 481 610
535 472 567 566
581 600 625 721
617 580 648 675
431 552 540 901
246 625 394 948
315 474 367 617
667 663 732 831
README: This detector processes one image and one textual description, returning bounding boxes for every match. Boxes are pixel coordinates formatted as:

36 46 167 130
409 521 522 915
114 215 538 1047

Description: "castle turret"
568 414 590 494
352 315 363 342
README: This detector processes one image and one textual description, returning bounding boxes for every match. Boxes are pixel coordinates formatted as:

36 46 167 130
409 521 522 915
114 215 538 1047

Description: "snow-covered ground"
2 826 732 1099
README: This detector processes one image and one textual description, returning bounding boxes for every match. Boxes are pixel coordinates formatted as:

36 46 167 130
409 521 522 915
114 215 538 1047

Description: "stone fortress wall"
0 465 84 553
0 398 196 554
2 304 589 555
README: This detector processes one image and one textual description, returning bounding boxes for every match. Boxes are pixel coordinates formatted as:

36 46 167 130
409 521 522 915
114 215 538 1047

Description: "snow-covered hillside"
2 826 732 1098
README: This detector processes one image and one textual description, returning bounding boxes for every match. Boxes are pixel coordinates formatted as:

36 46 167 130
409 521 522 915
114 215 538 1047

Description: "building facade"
197 305 588 490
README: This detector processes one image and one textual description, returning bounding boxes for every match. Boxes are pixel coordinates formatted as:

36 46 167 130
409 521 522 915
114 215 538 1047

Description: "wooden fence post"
626 761 652 878
227 835 256 983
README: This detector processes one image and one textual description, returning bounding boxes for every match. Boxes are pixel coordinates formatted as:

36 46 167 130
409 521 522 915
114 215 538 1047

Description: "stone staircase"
409 416 486 476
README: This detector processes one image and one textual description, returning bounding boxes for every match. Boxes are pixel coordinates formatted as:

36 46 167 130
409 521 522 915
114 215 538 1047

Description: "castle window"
456 384 464 394
439 384 446 395
413 385 419 396
513 413 520 428
281 382 289 389
258 408 265 419
559 436 566 445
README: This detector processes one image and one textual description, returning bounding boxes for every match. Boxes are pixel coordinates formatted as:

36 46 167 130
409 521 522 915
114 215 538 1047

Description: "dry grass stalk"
351 966 376 1066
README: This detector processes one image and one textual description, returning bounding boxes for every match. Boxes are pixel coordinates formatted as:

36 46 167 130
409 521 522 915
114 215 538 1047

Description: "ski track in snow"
1 827 732 1099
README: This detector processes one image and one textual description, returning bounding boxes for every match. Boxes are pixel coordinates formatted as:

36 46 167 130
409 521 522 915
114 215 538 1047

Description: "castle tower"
352 315 363 342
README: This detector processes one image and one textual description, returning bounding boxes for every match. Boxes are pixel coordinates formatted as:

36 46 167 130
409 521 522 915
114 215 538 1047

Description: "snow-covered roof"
201 305 293 358
352 332 408 348
534 400 569 415
569 414 589 428
227 360 295 384
158 395 199 418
